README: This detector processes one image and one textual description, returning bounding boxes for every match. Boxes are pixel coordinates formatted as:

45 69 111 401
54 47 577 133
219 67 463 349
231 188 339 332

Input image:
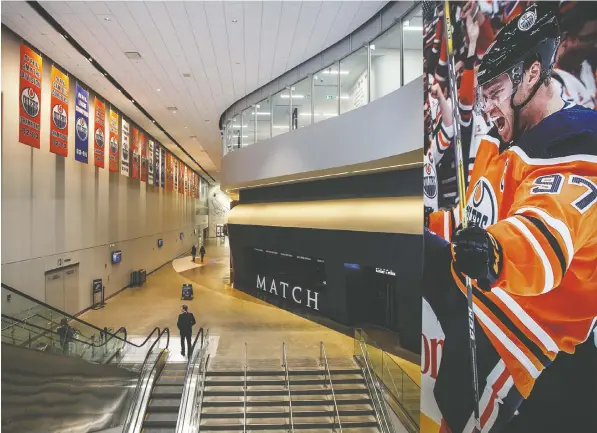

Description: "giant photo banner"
93 97 105 168
74 84 89 163
121 118 130 177
140 131 148 183
422 2 597 433
49 65 69 156
160 146 166 188
131 126 139 179
19 42 42 148
108 108 119 172
148 139 155 185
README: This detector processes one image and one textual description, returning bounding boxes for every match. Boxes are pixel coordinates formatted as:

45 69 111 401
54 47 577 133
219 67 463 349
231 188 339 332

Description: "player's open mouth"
496 116 506 132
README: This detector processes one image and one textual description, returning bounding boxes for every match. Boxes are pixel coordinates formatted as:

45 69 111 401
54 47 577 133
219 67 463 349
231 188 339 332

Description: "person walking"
191 244 197 263
56 318 75 355
199 245 206 263
177 305 196 357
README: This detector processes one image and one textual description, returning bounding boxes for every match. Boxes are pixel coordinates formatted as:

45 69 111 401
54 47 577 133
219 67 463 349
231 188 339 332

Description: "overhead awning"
227 197 422 235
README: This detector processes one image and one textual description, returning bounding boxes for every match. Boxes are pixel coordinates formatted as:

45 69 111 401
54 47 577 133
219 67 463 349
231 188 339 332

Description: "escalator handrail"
123 327 170 433
1 283 151 347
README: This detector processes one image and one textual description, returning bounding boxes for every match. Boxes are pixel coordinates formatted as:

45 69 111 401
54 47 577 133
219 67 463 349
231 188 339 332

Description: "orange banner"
166 152 174 191
19 42 42 148
49 65 69 156
94 98 106 168
108 109 119 172
178 162 184 194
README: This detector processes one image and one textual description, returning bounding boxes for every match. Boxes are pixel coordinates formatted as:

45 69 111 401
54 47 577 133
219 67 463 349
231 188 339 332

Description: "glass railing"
354 328 420 431
222 3 423 156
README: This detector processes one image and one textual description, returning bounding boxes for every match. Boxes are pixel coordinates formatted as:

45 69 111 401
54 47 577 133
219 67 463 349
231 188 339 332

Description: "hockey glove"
451 225 503 286
424 206 434 228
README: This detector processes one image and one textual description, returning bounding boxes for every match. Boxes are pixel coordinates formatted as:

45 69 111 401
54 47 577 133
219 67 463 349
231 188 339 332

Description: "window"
371 22 401 101
340 47 369 114
241 106 255 147
402 5 423 86
290 76 312 129
313 63 340 123
230 114 241 149
272 88 290 137
255 98 271 142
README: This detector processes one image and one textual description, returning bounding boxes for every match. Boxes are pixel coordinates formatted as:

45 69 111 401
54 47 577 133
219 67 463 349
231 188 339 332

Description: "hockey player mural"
422 2 597 433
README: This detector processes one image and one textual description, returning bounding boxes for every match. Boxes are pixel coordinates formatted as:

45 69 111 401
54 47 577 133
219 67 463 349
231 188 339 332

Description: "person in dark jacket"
56 318 75 354
177 305 196 356
199 245 206 263
191 245 197 262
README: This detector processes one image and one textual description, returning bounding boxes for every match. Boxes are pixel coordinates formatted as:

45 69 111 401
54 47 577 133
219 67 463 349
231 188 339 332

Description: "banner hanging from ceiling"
166 151 173 191
19 42 42 149
179 162 184 194
173 159 179 192
120 118 130 177
74 83 89 163
148 139 155 185
94 97 105 168
160 146 166 188
140 131 147 183
108 108 119 172
195 173 200 199
131 125 139 179
154 143 161 187
49 65 69 156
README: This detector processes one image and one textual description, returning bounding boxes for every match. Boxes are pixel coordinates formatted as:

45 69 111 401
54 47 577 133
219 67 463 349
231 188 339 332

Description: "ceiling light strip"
25 0 215 184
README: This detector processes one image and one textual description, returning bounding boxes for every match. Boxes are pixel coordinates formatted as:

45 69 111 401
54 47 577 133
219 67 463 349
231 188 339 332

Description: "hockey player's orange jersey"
429 103 597 398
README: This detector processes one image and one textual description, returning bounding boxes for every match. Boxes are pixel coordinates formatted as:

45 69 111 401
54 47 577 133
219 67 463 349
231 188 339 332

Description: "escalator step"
148 398 183 412
143 412 178 427
156 376 186 385
152 385 183 398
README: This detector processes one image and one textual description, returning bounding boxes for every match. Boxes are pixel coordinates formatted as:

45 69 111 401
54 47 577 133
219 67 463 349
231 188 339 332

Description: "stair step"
143 412 178 428
153 385 184 398
206 378 364 387
202 409 376 419
198 421 379 430
204 388 368 397
207 369 362 377
203 398 373 408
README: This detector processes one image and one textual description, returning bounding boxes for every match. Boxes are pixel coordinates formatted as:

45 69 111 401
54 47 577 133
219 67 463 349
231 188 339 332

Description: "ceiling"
2 1 387 180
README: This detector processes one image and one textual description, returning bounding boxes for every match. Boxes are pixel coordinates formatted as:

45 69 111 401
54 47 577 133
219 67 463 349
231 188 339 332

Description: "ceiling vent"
182 73 192 78
167 107 178 112
124 52 142 60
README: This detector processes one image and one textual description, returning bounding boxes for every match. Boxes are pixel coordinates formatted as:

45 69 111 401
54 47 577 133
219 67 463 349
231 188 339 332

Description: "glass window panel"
230 115 241 150
340 47 369 114
255 97 271 142
290 77 312 129
313 63 339 123
402 5 423 86
241 107 255 147
272 88 290 137
371 22 401 101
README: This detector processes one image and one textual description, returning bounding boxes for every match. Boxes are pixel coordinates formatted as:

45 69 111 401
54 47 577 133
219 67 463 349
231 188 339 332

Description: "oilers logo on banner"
52 104 68 129
123 142 129 161
466 177 498 228
110 136 118 155
76 117 88 141
423 162 437 200
21 87 40 117
95 128 104 148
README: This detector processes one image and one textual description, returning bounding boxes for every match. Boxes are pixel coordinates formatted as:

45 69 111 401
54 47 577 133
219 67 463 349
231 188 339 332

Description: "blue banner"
74 83 89 163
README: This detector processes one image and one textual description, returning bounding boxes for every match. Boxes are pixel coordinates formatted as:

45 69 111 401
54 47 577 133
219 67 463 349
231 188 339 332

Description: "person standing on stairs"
177 304 196 357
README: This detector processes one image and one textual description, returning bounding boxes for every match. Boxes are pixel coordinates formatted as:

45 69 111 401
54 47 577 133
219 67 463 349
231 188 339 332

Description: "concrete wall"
1 28 207 312
221 76 423 190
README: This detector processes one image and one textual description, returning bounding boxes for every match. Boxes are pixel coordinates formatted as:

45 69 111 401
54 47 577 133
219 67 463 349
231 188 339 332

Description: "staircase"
142 362 187 432
198 346 381 432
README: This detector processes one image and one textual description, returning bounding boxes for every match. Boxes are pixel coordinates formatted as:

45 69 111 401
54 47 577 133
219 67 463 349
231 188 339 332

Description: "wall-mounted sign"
257 275 320 311
375 268 396 276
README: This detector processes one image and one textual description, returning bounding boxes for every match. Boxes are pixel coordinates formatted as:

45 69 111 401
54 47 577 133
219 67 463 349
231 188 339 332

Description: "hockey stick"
428 1 482 430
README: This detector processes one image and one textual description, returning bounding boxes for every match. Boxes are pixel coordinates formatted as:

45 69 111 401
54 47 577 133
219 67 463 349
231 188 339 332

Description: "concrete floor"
80 238 420 384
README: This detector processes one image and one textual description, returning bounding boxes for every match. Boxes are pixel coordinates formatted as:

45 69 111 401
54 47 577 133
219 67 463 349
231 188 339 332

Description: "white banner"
148 139 154 185
120 118 130 177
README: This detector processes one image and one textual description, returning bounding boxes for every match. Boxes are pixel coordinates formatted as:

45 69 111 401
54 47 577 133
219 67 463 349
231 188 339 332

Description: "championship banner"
49 65 69 156
74 84 89 163
160 147 166 188
184 166 189 196
108 108 119 172
173 159 179 193
131 126 139 179
196 174 200 199
121 118 130 176
19 42 42 148
94 97 106 168
166 152 173 191
148 139 154 185
189 168 193 197
140 132 147 182
178 162 184 194
154 143 160 186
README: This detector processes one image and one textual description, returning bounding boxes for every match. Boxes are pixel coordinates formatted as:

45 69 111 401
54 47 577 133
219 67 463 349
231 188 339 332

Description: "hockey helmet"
476 3 560 114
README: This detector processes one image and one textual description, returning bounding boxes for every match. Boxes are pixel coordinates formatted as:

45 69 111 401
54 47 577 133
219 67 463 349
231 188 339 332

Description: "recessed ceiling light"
232 19 238 23
125 52 142 60
157 88 161 92
131 99 135 103
88 57 93 62
235 62 240 65
184 126 188 129
104 17 110 21
370 44 376 50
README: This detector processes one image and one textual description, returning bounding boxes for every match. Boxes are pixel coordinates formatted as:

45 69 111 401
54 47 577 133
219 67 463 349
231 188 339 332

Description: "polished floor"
81 238 420 385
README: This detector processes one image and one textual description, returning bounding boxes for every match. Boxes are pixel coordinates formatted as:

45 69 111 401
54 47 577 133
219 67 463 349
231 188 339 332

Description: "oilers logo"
466 177 498 229
110 136 118 155
423 162 438 200
52 104 68 130
21 88 40 117
95 129 104 148
76 117 88 141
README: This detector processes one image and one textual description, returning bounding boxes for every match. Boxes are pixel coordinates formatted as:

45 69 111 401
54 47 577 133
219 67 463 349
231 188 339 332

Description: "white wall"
221 76 423 190
1 29 207 312
207 186 231 238
370 49 422 101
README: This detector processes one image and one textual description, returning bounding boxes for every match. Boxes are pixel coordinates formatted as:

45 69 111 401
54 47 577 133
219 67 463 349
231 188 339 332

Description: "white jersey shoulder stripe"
481 134 500 149
505 216 555 294
509 146 597 166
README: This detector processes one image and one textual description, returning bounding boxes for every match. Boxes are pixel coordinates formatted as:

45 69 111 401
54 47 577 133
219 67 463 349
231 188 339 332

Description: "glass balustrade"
222 4 421 153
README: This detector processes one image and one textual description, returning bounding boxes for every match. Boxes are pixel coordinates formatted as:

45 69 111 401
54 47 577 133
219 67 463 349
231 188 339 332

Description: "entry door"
63 266 79 315
45 270 65 311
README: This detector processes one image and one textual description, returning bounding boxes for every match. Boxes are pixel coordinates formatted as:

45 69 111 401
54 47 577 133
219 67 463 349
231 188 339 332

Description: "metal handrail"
243 342 248 433
123 327 170 433
320 342 342 432
193 353 211 431
356 338 392 433
282 343 295 433
175 327 205 433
